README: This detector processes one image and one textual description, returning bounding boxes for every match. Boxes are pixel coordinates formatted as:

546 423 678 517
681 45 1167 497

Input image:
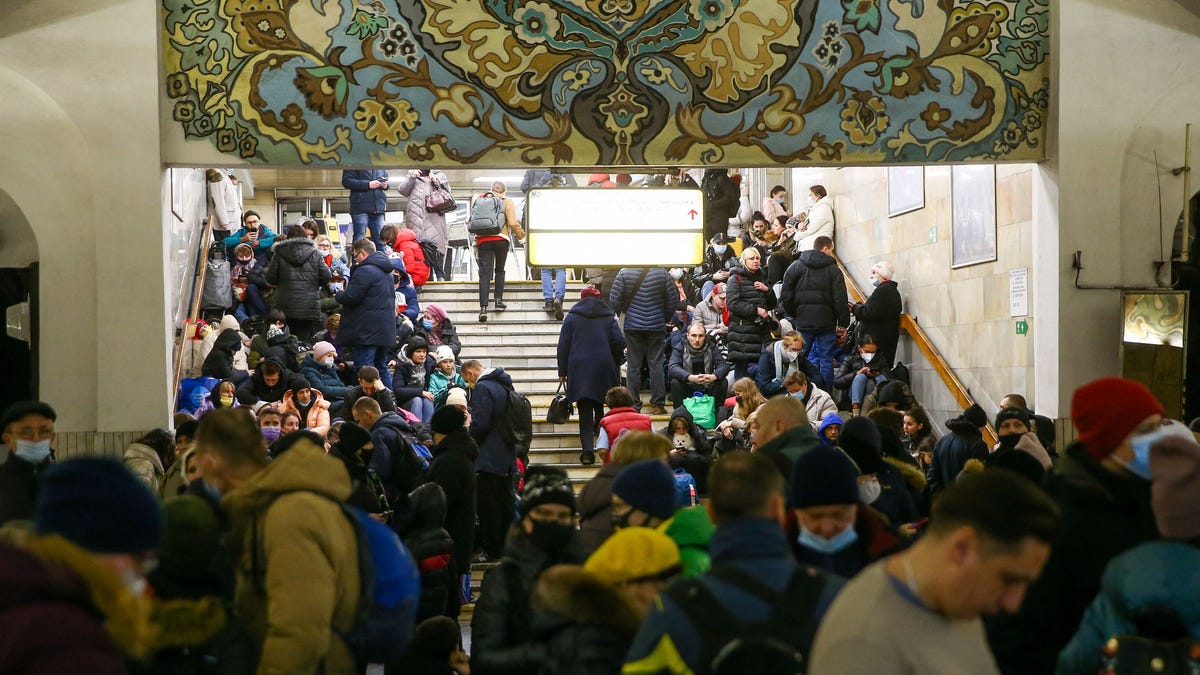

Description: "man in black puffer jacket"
264 226 331 342
403 483 456 621
779 235 848 391
422 405 478 619
925 404 989 497
609 267 677 414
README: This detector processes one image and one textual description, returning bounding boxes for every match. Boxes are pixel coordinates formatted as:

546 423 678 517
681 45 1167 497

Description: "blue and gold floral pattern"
160 0 1050 166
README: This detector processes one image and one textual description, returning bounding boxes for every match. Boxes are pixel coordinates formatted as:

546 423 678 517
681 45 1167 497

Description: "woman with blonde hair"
725 247 777 379
577 430 670 555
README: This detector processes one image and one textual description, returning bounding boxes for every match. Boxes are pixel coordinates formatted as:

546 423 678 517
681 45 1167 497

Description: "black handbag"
547 381 573 424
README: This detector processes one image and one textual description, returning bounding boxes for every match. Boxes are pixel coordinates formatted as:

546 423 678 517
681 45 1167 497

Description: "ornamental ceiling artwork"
160 0 1049 167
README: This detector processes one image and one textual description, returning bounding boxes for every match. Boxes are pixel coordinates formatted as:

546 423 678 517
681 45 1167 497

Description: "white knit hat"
871 260 895 281
445 388 468 408
435 345 456 364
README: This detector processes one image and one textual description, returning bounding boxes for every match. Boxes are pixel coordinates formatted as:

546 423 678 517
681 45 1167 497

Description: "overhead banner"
526 188 704 267
160 0 1050 167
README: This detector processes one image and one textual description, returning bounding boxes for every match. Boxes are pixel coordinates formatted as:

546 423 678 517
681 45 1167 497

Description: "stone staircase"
419 280 669 619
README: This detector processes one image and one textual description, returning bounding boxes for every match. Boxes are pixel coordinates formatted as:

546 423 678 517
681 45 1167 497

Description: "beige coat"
222 441 360 675
124 443 165 495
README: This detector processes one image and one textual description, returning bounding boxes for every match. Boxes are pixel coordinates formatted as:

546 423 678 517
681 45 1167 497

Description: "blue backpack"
674 468 698 508
257 495 420 665
339 503 421 664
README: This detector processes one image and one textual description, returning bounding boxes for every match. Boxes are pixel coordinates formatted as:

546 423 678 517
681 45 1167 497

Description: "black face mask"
529 520 574 552
997 434 1023 451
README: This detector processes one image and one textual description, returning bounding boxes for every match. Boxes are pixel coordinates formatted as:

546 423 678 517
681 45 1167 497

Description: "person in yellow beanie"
532 528 681 675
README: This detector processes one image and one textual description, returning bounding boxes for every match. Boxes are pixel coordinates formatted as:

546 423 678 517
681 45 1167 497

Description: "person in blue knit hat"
0 457 163 672
611 458 678 531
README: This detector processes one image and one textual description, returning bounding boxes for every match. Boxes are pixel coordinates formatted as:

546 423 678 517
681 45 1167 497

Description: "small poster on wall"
951 164 997 268
887 166 925 217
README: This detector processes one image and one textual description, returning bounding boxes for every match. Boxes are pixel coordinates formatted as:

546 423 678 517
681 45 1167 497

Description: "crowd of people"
1 372 1198 674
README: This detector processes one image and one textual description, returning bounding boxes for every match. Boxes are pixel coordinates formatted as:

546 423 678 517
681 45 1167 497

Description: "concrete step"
457 332 563 348
532 414 670 434
529 447 593 464
440 308 573 322
530 433 585 449
453 322 566 336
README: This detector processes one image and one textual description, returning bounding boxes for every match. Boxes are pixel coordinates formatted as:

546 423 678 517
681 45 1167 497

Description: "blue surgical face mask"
197 478 222 501
422 319 434 330
775 197 785 204
871 277 881 288
798 522 858 555
713 244 727 255
1125 421 1192 480
15 439 52 464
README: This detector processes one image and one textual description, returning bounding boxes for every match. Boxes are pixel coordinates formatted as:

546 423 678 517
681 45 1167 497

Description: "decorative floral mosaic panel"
161 0 1049 166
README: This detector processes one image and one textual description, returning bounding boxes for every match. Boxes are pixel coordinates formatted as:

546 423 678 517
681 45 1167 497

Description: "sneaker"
494 300 508 311
543 299 554 312
552 297 564 320
478 308 488 322
579 450 595 466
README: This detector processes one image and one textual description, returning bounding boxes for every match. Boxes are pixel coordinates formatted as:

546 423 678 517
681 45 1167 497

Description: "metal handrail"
837 257 998 447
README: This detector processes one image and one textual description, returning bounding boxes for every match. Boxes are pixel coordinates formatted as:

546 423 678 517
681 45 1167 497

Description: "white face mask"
862 352 875 364
783 349 800 362
858 478 882 504
669 269 684 280
808 196 817 206
15 439 52 464
322 356 336 366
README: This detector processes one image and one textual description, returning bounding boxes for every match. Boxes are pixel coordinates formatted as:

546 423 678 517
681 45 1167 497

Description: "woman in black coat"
851 261 902 369
415 302 462 357
725 247 777 379
265 227 331 342
659 407 715 495
557 288 626 465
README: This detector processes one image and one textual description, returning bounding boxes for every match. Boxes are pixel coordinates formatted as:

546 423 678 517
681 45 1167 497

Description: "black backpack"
1099 608 1200 675
664 564 830 675
498 384 533 462
887 361 910 386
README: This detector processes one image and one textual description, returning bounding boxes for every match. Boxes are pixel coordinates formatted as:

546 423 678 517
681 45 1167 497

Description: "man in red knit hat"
987 376 1165 674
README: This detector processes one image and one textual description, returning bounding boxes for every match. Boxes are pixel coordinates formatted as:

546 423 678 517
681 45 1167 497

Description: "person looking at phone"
834 334 888 418
223 210 276 258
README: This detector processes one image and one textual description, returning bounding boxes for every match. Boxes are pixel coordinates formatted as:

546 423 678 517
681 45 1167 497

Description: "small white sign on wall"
1010 268 1029 317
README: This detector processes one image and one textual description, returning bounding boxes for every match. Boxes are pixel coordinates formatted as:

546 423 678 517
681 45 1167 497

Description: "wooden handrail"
836 258 997 447
171 226 214 409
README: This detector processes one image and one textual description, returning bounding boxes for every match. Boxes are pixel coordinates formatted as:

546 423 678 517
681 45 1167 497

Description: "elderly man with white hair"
851 260 902 371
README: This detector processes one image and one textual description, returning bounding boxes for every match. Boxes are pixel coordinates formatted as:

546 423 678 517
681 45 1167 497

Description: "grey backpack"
468 193 505 236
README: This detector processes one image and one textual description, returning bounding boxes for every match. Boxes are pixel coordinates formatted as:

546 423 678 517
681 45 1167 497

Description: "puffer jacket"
234 357 297 404
926 413 989 496
219 441 360 674
1056 541 1200 675
392 228 430 287
692 292 728 335
779 249 850 331
341 169 389 213
724 265 777 364
668 334 729 383
422 428 479 579
471 528 586 675
402 483 456 621
123 443 165 495
531 566 644 675
201 328 245 381
391 351 434 403
336 251 398 348
279 389 331 435
661 505 715 577
691 244 736 287
609 267 676 332
396 170 451 254
469 367 520 476
414 316 462 357
298 354 352 402
264 238 330 322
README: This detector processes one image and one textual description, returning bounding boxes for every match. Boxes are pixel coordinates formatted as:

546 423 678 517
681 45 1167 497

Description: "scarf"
682 339 714 376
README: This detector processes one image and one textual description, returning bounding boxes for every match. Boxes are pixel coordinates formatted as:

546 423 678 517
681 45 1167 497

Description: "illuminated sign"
526 188 705 267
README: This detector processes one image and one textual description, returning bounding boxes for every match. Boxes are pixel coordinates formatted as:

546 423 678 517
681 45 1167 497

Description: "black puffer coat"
724 265 776 364
265 238 330 322
422 428 478 579
201 328 243 380
779 249 850 331
403 483 456 621
532 566 644 675
471 528 586 675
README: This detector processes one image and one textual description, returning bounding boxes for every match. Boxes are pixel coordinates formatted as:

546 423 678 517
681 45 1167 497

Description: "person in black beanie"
472 472 583 675
839 417 919 529
791 444 904 579
926 403 990 497
421 404 478 619
328 422 390 517
0 458 162 672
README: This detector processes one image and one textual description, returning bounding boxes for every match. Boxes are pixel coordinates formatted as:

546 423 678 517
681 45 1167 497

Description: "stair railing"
171 225 214 410
836 258 997 447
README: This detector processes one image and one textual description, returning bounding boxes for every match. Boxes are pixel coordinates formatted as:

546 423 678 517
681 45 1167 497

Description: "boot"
494 299 508 311
543 299 554 312
579 450 595 466
552 297 564 320
478 304 488 322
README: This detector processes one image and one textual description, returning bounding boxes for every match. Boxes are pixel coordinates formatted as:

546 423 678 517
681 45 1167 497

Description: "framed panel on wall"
951 164 997 268
887 166 925 217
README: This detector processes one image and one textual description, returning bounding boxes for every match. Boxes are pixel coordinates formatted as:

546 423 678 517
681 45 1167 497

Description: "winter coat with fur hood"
532 565 644 675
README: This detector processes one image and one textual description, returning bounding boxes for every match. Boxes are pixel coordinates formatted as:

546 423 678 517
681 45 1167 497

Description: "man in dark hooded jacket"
233 357 296 404
469 363 522 560
779 236 849 391
926 404 989 496
265 226 331 342
337 239 398 389
422 405 478 618
353 396 426 529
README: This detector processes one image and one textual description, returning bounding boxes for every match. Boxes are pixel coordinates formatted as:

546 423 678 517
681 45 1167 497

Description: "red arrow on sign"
688 209 698 220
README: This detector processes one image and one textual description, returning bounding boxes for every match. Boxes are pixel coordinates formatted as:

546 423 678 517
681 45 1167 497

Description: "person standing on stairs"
469 361 522 561
474 181 525 323
610 266 677 415
558 286 627 466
